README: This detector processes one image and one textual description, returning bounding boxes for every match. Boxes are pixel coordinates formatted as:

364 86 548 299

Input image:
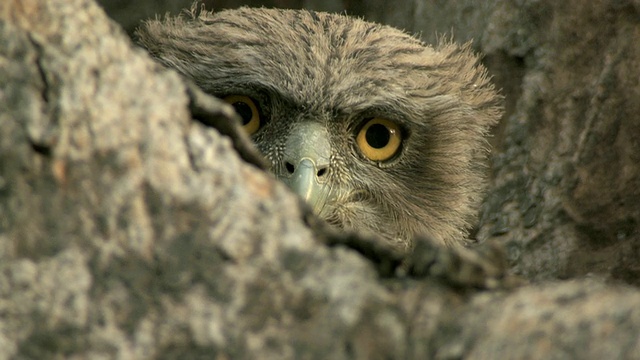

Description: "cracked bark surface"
2 0 640 359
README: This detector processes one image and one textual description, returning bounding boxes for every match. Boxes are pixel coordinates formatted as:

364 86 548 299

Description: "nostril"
285 161 295 174
317 166 328 177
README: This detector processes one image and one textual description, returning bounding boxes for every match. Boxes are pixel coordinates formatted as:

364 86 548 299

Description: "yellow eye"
356 118 402 161
223 95 261 135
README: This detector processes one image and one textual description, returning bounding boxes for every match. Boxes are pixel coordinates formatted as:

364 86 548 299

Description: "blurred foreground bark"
1 0 640 358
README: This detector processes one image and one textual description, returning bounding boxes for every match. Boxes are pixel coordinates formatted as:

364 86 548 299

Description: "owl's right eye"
356 118 402 162
223 95 261 135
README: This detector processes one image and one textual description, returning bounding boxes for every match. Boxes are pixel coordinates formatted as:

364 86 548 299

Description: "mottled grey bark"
477 0 640 285
2 0 640 359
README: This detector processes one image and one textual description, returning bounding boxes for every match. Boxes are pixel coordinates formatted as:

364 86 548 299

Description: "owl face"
137 7 502 249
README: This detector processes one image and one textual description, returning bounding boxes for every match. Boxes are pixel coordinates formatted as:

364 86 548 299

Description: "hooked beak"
285 158 333 214
277 122 336 215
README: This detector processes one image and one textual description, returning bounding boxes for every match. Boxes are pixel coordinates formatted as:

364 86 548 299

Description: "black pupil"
365 123 391 149
233 102 253 125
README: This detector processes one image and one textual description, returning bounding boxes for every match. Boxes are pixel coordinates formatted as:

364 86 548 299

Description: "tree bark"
2 0 640 359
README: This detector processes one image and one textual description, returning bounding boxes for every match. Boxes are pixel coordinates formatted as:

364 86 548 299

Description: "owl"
136 6 502 251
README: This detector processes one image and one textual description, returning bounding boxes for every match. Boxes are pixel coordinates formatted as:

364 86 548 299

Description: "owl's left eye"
356 118 402 161
223 95 261 135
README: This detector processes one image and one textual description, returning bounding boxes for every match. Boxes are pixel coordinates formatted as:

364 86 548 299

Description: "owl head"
136 6 503 250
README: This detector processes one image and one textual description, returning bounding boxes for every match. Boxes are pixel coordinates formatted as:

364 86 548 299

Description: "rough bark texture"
2 0 640 359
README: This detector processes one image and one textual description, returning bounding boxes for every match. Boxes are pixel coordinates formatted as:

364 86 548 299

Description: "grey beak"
289 158 323 202
278 122 336 214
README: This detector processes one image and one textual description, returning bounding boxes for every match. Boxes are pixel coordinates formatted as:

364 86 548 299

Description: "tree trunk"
2 0 640 358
